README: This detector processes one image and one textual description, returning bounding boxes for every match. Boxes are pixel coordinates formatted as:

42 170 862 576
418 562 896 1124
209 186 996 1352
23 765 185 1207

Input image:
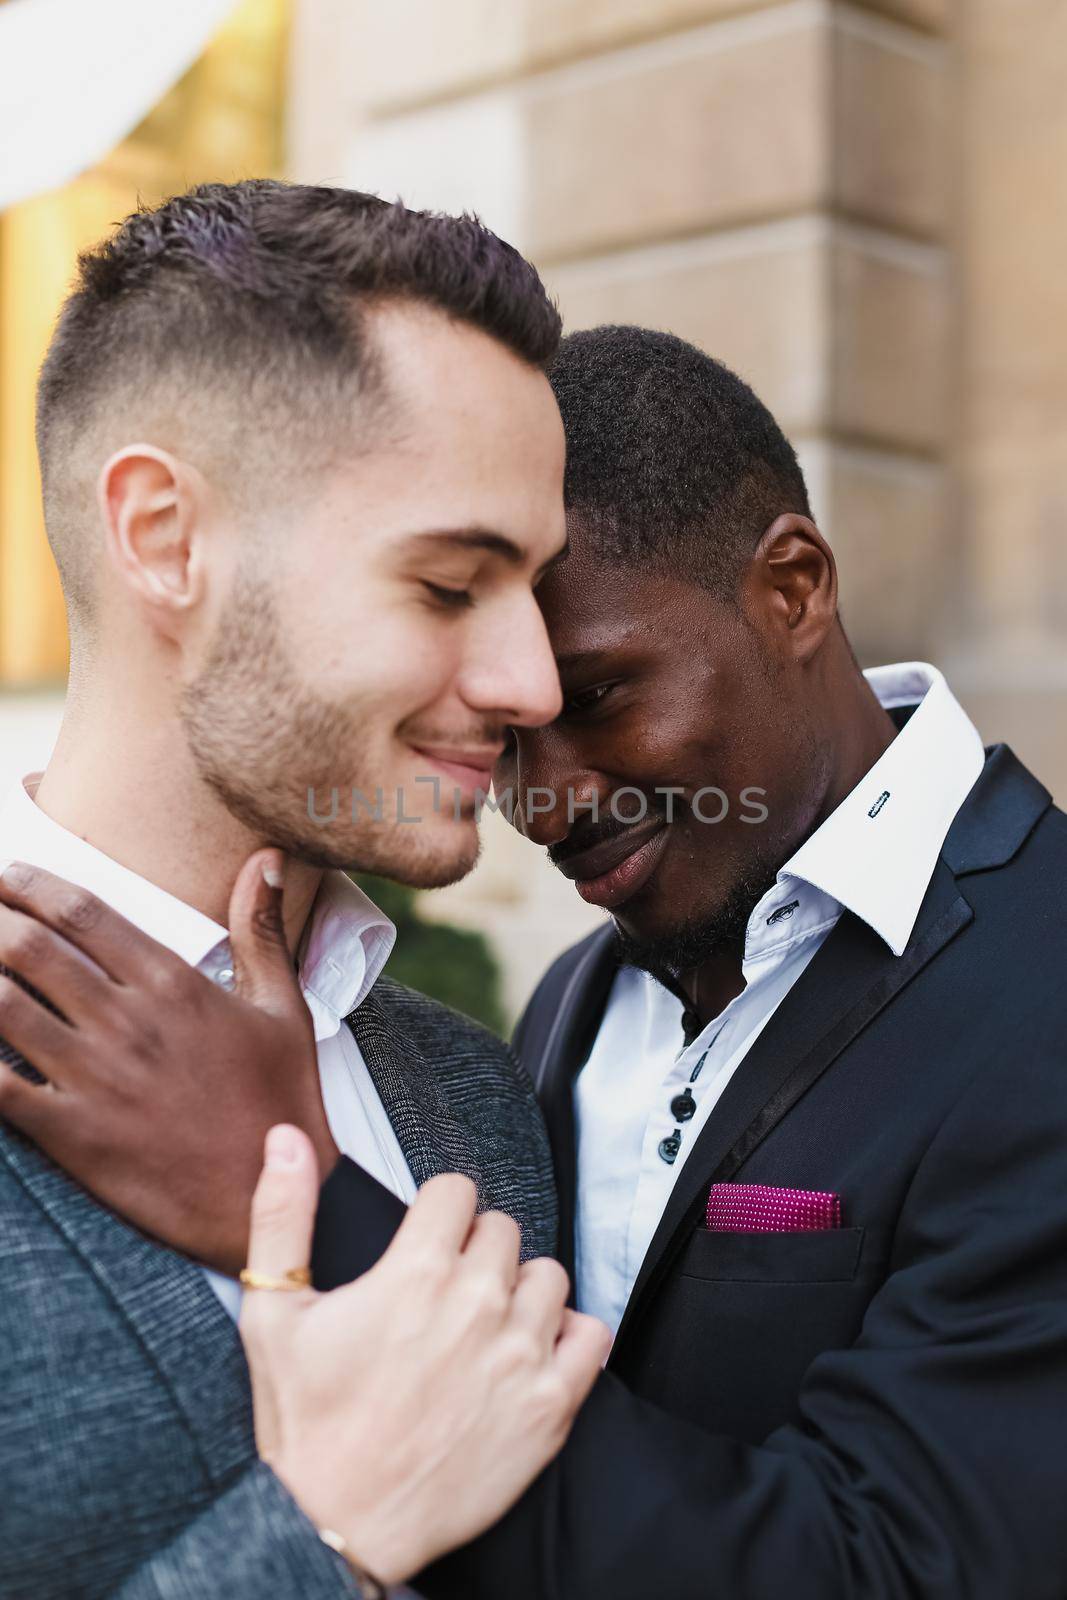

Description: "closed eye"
422 581 474 610
562 683 616 716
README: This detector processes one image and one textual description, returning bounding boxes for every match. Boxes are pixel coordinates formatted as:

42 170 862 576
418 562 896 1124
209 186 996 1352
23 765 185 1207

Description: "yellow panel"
0 0 289 686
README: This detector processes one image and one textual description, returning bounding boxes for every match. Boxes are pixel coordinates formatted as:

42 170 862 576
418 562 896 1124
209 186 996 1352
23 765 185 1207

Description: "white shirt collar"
776 661 985 957
0 775 395 1040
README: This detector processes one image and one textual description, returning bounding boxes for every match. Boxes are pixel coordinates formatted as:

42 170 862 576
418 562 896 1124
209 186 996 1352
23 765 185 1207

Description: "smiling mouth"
409 744 504 796
556 816 670 911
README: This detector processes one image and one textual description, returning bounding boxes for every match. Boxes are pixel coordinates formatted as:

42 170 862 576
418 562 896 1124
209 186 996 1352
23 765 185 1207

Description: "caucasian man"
0 181 610 1599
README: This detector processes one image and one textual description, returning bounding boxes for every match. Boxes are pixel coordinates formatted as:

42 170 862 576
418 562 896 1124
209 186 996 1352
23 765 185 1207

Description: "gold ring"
239 1266 312 1293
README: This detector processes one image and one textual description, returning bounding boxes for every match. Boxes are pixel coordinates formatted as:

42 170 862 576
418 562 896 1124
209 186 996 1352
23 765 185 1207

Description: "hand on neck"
32 697 324 955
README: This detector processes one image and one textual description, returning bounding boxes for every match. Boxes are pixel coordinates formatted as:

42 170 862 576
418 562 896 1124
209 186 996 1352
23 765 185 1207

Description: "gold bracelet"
318 1527 388 1598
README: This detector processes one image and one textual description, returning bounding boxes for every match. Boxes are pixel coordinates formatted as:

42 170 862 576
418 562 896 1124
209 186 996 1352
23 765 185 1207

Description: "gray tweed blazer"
0 976 556 1599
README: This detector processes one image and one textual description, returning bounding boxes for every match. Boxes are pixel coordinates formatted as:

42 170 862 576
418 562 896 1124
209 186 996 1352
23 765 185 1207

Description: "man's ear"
97 445 210 641
746 513 838 666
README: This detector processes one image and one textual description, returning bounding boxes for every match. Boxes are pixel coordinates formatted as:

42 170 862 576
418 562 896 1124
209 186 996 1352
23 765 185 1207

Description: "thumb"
228 849 300 1016
239 1125 318 1462
242 1124 319 1293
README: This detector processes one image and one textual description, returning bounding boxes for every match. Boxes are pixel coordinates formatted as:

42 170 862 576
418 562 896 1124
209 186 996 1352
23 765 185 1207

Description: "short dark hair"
549 325 811 597
36 179 561 620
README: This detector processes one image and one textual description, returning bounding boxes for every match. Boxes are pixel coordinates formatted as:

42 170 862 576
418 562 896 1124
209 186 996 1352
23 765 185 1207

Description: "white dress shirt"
574 662 987 1334
0 774 417 1320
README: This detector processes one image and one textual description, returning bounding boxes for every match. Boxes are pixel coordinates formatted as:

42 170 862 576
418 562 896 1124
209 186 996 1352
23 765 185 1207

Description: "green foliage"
352 874 507 1039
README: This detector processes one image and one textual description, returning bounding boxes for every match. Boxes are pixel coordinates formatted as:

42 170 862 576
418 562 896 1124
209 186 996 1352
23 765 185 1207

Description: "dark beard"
613 856 779 988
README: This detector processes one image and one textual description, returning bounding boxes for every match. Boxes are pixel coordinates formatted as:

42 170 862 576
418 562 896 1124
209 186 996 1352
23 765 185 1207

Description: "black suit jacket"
318 744 1067 1600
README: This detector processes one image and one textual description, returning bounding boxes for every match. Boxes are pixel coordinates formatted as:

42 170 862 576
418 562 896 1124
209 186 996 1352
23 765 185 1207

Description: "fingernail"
1 861 29 888
262 855 285 891
265 1124 301 1169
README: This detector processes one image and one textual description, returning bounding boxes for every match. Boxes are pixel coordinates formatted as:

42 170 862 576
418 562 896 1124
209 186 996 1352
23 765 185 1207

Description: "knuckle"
56 891 101 937
578 1309 611 1342
501 1326 541 1372
523 1256 569 1302
148 956 195 1003
527 1370 570 1429
386 1235 450 1294
467 1270 510 1321
0 975 19 1022
116 1008 165 1065
6 923 49 972
572 1313 612 1367
409 1246 451 1292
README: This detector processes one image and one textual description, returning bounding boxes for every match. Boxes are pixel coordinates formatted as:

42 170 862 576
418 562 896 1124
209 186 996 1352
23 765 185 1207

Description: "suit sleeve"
111 1461 357 1598
420 1041 1067 1600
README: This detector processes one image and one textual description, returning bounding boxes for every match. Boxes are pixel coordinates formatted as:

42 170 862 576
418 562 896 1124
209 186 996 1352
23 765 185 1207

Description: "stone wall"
950 0 1067 803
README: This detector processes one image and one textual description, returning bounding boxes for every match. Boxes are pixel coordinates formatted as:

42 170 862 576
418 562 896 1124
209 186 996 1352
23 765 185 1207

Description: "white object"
0 0 237 209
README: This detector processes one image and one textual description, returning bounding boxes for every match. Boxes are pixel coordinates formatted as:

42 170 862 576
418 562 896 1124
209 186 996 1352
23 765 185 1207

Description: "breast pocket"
680 1225 867 1284
618 1224 889 1444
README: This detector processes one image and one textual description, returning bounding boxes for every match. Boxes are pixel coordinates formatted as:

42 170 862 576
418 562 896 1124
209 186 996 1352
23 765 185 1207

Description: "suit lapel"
346 984 458 1188
0 1122 252 1487
532 928 618 1281
611 858 973 1353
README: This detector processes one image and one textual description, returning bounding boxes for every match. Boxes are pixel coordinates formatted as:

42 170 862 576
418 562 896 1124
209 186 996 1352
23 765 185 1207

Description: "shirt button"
670 1089 696 1122
658 1133 681 1165
217 967 235 988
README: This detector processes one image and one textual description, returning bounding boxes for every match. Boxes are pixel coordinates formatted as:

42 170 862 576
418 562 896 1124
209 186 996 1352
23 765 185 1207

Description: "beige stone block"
530 0 793 67
802 441 948 661
950 683 1067 807
958 0 1067 630
831 10 949 238
847 0 950 33
346 89 527 246
528 8 947 258
829 229 949 450
351 0 950 114
546 221 949 453
958 445 1067 647
347 5 948 257
526 16 827 259
354 0 796 113
287 0 362 182
546 223 827 437
354 0 525 113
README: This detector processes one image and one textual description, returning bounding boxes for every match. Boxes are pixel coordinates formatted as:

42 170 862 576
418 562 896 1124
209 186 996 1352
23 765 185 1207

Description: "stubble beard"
612 845 780 988
178 575 479 888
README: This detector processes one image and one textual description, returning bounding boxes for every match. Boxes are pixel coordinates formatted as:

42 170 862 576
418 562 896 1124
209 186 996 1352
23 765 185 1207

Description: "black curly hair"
549 325 811 599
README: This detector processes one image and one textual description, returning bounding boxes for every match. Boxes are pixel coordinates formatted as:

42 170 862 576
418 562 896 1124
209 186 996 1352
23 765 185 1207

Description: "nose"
505 723 601 849
460 590 563 731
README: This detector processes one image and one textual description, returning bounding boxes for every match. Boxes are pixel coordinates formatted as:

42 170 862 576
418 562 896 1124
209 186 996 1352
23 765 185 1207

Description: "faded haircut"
36 179 562 629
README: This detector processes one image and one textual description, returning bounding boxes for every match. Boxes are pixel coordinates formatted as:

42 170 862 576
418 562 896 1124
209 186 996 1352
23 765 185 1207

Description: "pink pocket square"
706 1183 841 1233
